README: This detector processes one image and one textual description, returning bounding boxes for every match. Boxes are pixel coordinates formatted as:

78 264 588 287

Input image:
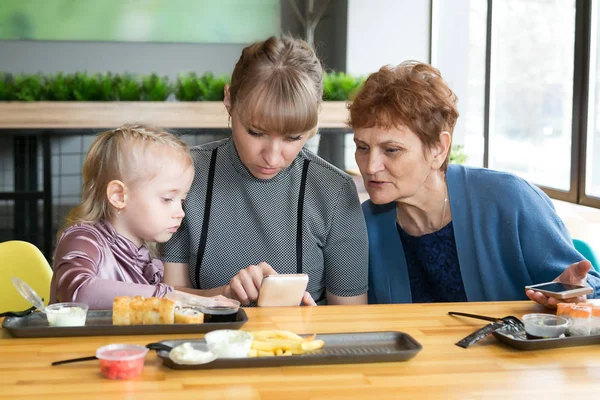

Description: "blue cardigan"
363 164 600 304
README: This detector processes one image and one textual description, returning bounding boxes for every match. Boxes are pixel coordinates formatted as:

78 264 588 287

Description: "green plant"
13 74 49 101
198 72 229 101
46 73 74 101
323 72 364 101
141 73 171 101
0 73 13 101
175 73 202 101
116 73 141 101
0 71 371 101
70 72 119 101
449 144 467 165
176 72 230 101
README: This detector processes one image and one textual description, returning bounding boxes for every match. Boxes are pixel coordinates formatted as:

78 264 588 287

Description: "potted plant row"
0 71 364 129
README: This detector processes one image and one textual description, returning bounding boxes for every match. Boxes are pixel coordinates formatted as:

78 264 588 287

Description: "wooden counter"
0 101 349 129
2 301 600 399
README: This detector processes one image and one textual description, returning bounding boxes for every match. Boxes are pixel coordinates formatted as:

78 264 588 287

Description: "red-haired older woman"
349 61 600 307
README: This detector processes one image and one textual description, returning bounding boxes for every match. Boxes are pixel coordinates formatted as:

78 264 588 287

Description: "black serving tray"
493 325 600 350
157 331 422 370
2 309 248 338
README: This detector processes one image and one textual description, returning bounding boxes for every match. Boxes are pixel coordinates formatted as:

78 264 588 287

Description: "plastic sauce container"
204 330 253 358
45 302 88 327
96 344 148 380
522 313 569 339
201 305 239 323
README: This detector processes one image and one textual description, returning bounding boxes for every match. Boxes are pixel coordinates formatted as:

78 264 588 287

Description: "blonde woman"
50 124 195 309
162 37 369 306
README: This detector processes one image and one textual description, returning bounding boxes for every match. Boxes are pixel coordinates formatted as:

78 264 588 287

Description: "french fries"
247 330 324 357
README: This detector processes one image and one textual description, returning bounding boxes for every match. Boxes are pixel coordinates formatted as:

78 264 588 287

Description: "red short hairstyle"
348 61 459 171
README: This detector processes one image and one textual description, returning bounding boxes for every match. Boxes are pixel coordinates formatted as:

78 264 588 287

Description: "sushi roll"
556 302 575 319
158 298 176 324
129 296 146 325
175 307 204 324
142 297 161 325
568 304 592 336
590 304 600 335
112 296 131 326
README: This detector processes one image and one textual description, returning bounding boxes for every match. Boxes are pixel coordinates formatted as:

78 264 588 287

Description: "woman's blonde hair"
59 123 191 239
229 36 323 137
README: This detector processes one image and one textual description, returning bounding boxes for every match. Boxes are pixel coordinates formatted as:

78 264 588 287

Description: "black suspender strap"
195 148 218 287
296 160 310 274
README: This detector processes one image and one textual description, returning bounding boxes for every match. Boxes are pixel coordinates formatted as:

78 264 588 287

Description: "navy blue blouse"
396 221 467 303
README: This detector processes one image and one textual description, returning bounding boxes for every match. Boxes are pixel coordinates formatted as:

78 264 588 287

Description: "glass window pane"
432 0 487 167
489 0 575 191
586 1 600 197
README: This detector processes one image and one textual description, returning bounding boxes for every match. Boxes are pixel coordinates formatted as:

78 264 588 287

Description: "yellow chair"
0 241 53 313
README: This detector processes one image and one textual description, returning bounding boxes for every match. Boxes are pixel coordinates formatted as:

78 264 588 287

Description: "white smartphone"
257 274 309 307
525 282 593 299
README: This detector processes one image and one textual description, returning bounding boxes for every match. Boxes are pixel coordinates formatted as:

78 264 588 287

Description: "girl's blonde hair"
59 123 191 239
229 36 323 137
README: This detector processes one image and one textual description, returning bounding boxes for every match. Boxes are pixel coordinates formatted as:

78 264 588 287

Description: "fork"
449 311 525 348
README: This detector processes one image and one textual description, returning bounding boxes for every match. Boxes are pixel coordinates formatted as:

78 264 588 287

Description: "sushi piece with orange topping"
589 304 600 335
568 304 592 336
556 302 594 336
556 302 575 318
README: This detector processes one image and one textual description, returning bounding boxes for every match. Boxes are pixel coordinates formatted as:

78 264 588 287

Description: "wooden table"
2 302 600 399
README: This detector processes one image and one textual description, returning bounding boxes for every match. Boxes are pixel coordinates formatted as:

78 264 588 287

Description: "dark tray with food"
493 325 600 350
157 331 422 370
2 308 248 338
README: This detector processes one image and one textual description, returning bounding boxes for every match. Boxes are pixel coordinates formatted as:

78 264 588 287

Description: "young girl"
161 36 369 306
50 123 195 310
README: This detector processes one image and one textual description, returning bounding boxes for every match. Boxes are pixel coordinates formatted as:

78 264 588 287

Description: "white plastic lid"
12 277 46 313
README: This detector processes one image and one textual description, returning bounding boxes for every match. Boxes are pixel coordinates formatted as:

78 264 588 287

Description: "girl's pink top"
50 220 173 310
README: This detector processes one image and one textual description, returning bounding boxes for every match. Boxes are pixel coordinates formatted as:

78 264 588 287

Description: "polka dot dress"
161 138 368 304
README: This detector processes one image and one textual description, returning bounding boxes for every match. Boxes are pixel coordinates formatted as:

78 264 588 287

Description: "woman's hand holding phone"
226 262 275 305
225 262 316 306
301 291 317 306
525 260 592 308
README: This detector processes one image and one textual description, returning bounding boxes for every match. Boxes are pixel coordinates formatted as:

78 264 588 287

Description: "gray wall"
0 41 245 78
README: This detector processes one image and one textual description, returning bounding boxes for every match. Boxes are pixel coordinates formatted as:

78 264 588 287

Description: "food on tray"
112 296 198 325
45 302 89 327
204 329 253 358
169 342 217 365
247 330 325 357
556 302 600 336
175 308 204 324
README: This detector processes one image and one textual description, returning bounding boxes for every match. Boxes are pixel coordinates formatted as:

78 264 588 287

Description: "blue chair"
573 238 600 272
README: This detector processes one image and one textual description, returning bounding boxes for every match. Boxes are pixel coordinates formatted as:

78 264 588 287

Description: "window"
587 0 600 198
488 0 576 191
432 0 487 167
